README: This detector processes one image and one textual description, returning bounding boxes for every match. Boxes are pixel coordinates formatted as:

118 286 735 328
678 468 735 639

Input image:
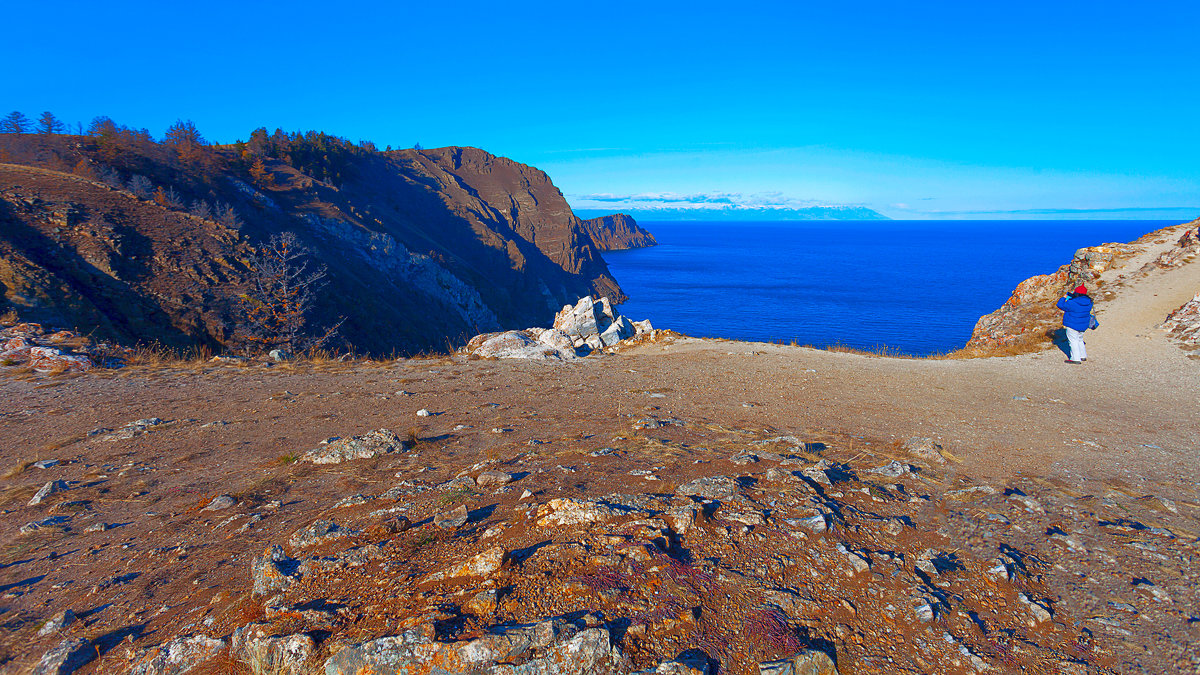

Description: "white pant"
1065 327 1087 362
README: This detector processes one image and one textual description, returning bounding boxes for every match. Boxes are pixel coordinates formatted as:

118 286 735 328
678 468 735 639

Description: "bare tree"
1 111 31 133
215 202 243 229
154 185 184 209
237 232 340 354
99 166 123 189
37 111 65 134
127 174 153 198
189 199 213 220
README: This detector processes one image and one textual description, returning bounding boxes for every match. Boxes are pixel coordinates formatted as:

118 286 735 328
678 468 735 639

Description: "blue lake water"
604 220 1173 356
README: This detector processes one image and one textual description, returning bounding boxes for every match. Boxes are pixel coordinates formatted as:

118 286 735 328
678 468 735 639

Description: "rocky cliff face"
964 221 1199 355
0 136 624 354
579 213 657 251
964 242 1138 354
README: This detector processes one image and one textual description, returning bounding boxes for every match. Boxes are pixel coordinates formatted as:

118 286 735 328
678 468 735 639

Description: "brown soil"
0 223 1197 674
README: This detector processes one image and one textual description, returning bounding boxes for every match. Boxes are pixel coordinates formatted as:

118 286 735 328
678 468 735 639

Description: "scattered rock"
251 544 301 596
476 470 514 487
288 520 356 549
301 429 407 464
36 609 76 637
903 437 947 464
335 494 370 508
676 476 740 501
201 494 236 511
231 624 315 675
465 588 499 615
128 635 225 675
31 459 59 470
634 651 712 675
1017 592 1053 625
32 636 92 675
20 515 70 534
367 516 412 538
867 461 909 478
536 498 631 527
416 409 432 417
29 480 70 506
435 505 469 529
758 649 840 675
323 619 623 675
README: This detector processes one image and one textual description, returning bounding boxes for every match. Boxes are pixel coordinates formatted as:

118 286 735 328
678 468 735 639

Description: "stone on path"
32 637 91 675
434 505 469 529
29 480 69 506
128 635 226 675
759 650 840 675
301 429 407 464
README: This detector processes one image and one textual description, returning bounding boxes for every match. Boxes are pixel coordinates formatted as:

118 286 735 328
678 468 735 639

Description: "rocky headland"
579 214 658 251
0 135 642 356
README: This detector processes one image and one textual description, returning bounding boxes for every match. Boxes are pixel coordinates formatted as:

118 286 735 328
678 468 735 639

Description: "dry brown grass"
941 333 1053 359
2 459 34 480
823 341 921 359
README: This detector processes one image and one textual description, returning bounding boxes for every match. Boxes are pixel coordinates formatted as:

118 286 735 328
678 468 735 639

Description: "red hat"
1073 285 1087 294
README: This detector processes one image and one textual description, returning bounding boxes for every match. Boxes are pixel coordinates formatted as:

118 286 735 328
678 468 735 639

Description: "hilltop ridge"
0 132 631 355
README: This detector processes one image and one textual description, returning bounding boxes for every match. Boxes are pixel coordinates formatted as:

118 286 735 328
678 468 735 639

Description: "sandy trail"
623 221 1200 495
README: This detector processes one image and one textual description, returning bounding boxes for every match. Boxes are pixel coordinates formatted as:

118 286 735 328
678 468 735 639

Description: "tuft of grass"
2 460 33 480
744 606 805 654
406 425 423 448
276 452 300 465
436 485 480 506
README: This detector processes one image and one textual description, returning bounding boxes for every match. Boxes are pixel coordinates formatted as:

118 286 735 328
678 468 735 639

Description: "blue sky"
5 1 1198 219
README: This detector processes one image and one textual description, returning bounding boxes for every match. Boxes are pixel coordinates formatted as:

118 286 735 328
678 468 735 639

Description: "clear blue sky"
5 1 1198 219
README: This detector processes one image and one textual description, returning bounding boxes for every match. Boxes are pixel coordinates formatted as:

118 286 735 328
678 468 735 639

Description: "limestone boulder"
469 331 576 361
676 476 741 501
599 315 635 346
232 623 315 675
29 346 92 372
324 619 624 675
759 650 840 675
251 544 301 596
536 498 633 527
302 429 407 464
536 328 576 351
128 635 226 675
32 637 92 675
425 546 507 582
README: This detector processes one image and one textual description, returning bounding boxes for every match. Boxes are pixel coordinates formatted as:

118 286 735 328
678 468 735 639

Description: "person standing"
1057 284 1093 364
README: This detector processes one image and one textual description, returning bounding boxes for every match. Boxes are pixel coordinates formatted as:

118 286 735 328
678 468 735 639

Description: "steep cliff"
579 213 657 251
0 135 624 354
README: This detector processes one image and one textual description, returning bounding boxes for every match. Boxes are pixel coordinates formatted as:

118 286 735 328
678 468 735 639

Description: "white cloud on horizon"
570 190 856 211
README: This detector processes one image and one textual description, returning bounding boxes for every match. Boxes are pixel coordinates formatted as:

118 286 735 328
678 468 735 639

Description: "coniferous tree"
1 111 32 133
163 119 204 147
37 111 65 134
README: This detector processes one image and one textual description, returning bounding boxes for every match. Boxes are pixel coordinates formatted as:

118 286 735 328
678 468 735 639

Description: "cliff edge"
963 219 1200 355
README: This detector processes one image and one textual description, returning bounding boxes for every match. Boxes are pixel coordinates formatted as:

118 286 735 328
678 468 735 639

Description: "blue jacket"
1057 294 1093 331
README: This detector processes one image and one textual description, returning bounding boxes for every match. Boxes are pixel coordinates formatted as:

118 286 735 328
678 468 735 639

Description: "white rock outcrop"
463 296 652 360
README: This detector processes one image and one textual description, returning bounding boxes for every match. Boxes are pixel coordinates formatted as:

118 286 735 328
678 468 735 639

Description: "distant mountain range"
574 205 888 221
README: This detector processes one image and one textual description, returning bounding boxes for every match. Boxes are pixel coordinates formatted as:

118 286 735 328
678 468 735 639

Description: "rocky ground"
1 222 1198 674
